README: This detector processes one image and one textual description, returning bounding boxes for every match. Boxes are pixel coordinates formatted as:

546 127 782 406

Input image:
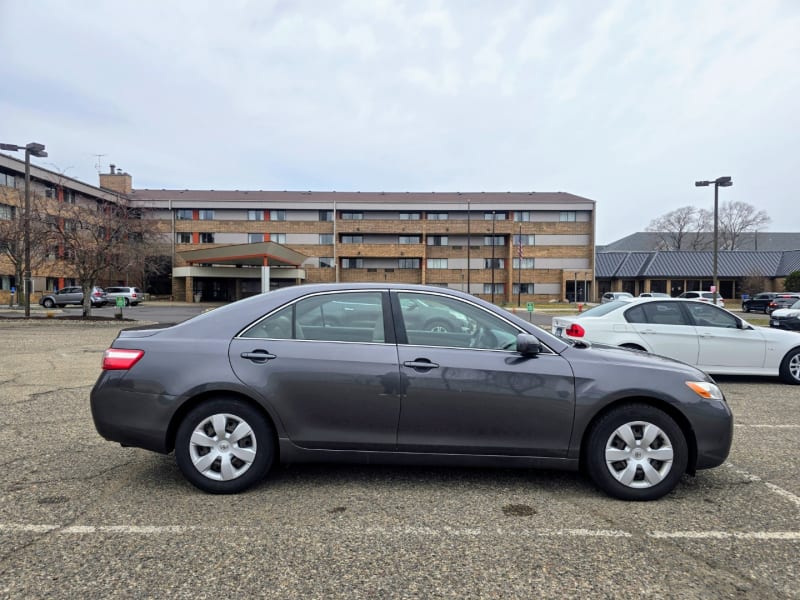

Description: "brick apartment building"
1 156 597 304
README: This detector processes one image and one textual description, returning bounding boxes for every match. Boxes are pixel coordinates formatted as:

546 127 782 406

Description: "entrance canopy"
178 241 308 267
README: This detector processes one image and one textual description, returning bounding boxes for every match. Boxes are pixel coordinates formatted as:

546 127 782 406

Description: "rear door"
623 302 699 365
229 290 402 450
392 291 575 457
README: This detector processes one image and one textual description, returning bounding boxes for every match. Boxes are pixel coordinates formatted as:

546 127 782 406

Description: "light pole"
695 176 732 305
1 142 48 317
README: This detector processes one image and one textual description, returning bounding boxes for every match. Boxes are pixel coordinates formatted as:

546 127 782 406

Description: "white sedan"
552 298 800 384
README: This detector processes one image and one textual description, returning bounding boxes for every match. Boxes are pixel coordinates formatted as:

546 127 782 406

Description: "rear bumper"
90 372 177 453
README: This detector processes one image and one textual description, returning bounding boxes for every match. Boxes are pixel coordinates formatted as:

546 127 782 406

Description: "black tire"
585 403 688 501
124 298 130 306
43 298 55 308
175 398 275 494
743 306 750 313
779 348 800 385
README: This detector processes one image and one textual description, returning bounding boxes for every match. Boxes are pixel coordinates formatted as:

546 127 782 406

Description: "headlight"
685 381 724 400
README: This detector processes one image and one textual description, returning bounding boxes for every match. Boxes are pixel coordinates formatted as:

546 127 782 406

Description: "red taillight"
131 293 137 298
566 323 585 337
102 349 144 370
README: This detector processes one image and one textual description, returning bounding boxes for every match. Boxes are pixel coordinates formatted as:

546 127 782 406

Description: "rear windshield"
580 301 629 317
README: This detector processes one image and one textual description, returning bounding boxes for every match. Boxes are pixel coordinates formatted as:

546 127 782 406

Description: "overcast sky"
1 0 797 243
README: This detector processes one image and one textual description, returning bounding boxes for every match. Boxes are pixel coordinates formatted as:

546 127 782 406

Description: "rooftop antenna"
93 153 107 174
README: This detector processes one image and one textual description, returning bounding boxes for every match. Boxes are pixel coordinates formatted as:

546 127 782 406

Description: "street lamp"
0 142 48 317
695 176 732 305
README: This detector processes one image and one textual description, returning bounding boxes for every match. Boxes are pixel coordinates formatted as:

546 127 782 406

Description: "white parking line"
734 424 800 429
726 463 800 508
1 523 798 540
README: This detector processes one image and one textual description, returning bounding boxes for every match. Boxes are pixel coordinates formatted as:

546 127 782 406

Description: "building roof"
129 189 595 210
597 250 798 279
598 231 800 252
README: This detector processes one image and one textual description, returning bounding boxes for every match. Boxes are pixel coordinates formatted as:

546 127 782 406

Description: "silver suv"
40 286 107 308
104 286 143 306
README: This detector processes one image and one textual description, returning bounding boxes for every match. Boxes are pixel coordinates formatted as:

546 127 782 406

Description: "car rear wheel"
585 404 687 501
779 348 800 385
124 298 130 306
175 398 275 493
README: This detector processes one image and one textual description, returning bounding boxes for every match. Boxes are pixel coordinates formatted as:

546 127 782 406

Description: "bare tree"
46 197 159 317
718 201 771 250
0 187 51 301
646 201 769 251
645 206 703 250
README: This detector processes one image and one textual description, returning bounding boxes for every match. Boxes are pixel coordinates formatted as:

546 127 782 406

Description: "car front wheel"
43 298 55 308
175 398 275 493
779 348 800 385
585 404 688 501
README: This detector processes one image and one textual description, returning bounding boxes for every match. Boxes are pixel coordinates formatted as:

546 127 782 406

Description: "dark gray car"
91 283 733 501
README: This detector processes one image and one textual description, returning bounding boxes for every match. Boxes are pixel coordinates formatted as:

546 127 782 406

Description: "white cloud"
0 0 798 242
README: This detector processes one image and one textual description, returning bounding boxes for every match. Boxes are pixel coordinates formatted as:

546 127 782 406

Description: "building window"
0 203 14 220
319 233 333 245
319 210 333 221
399 235 420 244
271 233 287 244
176 233 191 244
341 212 363 220
513 234 536 246
341 235 363 244
427 212 448 220
513 283 535 294
512 257 535 269
484 212 506 220
514 211 532 221
200 232 215 243
484 258 505 269
483 283 505 294
269 210 286 221
342 258 363 269
248 210 264 221
484 235 505 246
176 209 193 220
427 235 448 246
248 233 264 243
198 210 215 220
63 189 76 204
319 257 334 268
426 258 448 269
400 212 421 220
560 211 577 222
399 258 421 269
0 171 17 188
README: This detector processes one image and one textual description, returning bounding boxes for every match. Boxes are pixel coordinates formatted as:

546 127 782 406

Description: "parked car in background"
601 292 633 303
639 292 670 298
551 298 800 384
40 286 107 308
677 290 725 308
91 283 734 500
767 294 800 315
104 286 143 306
770 299 800 331
742 292 778 313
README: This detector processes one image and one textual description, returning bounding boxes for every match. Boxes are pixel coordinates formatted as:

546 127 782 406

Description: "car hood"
561 340 712 381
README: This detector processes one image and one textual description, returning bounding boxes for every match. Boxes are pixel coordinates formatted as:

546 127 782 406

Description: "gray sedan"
91 283 733 501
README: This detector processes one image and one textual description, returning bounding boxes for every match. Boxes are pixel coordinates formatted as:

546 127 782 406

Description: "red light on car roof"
102 349 144 370
566 323 585 337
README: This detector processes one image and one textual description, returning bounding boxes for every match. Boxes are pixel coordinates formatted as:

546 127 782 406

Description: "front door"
393 291 575 456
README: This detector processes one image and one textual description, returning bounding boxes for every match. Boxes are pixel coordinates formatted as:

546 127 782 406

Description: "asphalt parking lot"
0 318 798 598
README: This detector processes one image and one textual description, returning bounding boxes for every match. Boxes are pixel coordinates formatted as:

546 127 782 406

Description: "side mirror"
516 333 542 356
